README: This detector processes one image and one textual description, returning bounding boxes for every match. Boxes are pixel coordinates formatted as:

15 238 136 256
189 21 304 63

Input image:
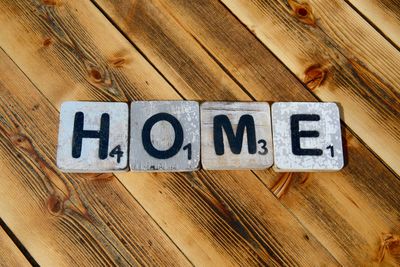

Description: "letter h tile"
57 101 129 172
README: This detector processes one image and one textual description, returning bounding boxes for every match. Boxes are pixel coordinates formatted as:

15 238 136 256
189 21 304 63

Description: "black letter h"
72 112 110 159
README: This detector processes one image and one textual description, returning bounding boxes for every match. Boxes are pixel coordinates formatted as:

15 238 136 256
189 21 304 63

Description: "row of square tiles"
57 101 344 172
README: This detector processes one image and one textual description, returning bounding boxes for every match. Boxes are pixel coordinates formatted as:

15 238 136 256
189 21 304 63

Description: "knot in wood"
81 173 114 181
42 0 58 6
43 37 52 47
288 0 316 26
89 69 102 82
378 233 400 263
110 57 126 68
304 64 327 90
47 194 64 215
10 134 35 153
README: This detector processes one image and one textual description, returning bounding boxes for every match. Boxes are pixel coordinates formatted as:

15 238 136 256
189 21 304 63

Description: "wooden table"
0 0 399 266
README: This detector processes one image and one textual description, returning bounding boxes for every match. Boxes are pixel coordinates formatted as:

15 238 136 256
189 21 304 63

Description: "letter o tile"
130 101 200 172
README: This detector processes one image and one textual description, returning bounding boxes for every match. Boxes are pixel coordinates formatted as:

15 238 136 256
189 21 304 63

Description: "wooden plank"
219 0 400 174
0 49 191 266
94 0 252 102
90 0 400 264
0 226 31 267
0 0 338 266
347 0 400 46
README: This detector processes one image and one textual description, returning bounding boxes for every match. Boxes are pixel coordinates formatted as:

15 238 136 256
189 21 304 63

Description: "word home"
56 101 344 173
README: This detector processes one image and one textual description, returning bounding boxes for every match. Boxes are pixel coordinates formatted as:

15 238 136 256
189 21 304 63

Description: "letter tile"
272 102 344 171
201 102 273 170
57 101 129 172
130 101 200 172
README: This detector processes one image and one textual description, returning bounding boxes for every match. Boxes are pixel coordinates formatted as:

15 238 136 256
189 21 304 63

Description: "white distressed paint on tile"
130 101 200 172
57 101 129 172
272 102 344 171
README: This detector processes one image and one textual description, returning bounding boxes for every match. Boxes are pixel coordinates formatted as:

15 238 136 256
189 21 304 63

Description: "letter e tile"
272 102 344 171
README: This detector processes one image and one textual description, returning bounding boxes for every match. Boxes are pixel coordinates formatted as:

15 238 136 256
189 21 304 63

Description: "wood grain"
220 0 400 174
0 0 338 265
0 226 30 267
91 0 400 264
347 0 400 46
0 49 191 266
95 0 254 102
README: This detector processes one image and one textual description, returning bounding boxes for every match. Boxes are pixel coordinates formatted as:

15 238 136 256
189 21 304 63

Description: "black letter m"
213 114 257 155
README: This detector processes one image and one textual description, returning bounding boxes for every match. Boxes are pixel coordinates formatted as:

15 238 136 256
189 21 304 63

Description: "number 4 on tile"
57 101 129 172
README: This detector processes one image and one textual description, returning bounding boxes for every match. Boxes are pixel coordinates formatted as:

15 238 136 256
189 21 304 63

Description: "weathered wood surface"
0 226 30 267
0 0 399 265
93 0 400 264
57 101 129 172
271 102 344 171
0 48 191 266
347 0 400 46
220 0 400 174
0 0 338 266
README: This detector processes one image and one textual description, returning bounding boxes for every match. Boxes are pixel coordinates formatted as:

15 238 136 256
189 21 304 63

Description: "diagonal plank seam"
214 0 399 178
84 0 400 264
90 0 395 179
0 47 194 266
343 0 399 51
43 1 338 264
170 15 399 180
6 0 396 264
87 2 344 264
0 218 39 267
218 0 399 174
79 3 298 262
91 0 342 255
90 0 186 101
0 48 134 265
0 2 282 264
248 170 352 263
98 0 399 180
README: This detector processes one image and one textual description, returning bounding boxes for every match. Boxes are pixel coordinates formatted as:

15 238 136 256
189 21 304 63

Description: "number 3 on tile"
258 139 268 155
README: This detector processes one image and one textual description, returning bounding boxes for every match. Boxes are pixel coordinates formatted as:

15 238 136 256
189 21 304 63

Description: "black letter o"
142 113 184 159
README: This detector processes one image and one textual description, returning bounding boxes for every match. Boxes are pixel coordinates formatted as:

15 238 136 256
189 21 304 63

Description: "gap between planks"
86 0 400 264
91 0 399 179
0 218 38 267
0 0 396 264
346 0 400 48
217 0 399 175
0 48 193 266
0 1 340 266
